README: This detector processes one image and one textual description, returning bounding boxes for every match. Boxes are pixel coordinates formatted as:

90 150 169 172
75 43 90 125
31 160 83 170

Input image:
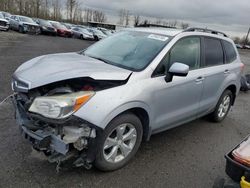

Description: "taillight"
240 63 245 72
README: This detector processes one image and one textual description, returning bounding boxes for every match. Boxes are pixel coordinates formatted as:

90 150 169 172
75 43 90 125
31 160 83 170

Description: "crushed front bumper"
12 94 101 168
0 24 9 31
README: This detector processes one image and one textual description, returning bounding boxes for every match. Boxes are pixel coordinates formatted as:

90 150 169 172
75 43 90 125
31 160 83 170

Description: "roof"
125 27 183 36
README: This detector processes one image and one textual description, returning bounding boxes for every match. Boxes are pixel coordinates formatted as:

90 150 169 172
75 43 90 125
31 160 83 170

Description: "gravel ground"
0 31 249 188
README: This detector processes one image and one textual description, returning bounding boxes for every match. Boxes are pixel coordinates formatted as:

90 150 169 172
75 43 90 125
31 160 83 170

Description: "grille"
47 27 55 31
0 21 7 26
27 25 38 33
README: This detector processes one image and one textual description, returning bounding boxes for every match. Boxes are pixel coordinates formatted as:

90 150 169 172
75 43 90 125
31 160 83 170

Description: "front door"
150 36 204 133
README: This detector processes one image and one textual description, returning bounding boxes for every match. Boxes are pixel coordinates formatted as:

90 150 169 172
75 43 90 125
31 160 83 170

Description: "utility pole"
244 27 250 46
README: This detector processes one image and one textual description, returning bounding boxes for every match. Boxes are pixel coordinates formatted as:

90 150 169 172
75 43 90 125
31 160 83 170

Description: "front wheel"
19 26 24 33
209 90 233 122
94 113 143 171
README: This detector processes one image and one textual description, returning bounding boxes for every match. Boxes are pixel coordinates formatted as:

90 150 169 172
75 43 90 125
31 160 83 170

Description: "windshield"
94 29 105 35
39 19 52 27
51 22 67 29
80 28 92 35
84 31 171 71
20 16 34 23
0 13 4 19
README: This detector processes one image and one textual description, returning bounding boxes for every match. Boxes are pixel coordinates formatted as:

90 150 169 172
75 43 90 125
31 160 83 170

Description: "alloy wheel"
103 123 137 163
218 95 231 118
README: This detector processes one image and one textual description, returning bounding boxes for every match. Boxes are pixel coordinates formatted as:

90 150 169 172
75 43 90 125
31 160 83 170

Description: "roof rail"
183 27 228 37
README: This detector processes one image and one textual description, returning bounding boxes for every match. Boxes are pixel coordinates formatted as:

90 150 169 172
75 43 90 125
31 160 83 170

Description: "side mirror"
165 62 189 82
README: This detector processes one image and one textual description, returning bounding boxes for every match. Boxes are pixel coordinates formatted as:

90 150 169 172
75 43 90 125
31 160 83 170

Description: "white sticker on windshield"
148 34 169 41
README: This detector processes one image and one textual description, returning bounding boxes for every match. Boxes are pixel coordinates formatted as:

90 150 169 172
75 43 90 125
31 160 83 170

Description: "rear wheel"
209 90 233 122
94 113 143 171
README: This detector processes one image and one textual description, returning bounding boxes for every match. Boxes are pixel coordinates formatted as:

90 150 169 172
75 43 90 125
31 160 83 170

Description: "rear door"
198 37 231 115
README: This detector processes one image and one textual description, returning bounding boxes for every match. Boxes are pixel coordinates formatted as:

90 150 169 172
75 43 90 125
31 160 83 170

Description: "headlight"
29 91 95 119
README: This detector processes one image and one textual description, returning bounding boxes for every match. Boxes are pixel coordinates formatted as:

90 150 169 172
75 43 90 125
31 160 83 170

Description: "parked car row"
235 43 250 49
0 11 114 41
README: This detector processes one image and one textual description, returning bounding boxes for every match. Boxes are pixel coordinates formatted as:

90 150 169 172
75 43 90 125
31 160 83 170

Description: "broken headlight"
29 91 95 119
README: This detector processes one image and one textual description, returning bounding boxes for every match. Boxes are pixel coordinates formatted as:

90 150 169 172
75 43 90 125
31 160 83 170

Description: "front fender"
101 101 152 130
75 99 151 130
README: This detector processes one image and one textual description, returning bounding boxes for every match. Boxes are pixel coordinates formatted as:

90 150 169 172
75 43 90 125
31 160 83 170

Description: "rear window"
222 40 237 63
204 37 224 67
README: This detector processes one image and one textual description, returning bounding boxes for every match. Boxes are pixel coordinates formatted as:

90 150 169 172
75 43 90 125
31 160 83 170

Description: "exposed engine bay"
12 77 127 170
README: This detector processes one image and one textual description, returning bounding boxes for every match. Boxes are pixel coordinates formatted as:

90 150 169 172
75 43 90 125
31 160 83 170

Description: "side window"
222 40 237 63
204 37 224 67
169 37 200 70
153 37 200 76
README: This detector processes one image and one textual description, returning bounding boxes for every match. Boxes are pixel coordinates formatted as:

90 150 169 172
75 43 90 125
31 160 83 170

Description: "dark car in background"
49 21 73 37
9 15 40 34
0 12 10 31
72 27 94 40
34 18 57 36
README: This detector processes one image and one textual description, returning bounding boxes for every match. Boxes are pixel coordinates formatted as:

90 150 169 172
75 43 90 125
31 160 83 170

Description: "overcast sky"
81 0 249 37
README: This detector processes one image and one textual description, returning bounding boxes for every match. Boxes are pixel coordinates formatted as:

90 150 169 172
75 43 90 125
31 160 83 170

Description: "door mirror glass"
165 62 189 82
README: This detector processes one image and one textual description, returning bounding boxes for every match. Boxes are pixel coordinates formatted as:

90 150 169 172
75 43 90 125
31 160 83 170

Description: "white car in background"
0 12 10 31
88 28 107 40
72 27 94 40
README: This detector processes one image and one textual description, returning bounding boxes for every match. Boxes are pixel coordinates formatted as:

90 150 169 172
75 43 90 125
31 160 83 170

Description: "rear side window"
222 40 237 63
204 37 224 67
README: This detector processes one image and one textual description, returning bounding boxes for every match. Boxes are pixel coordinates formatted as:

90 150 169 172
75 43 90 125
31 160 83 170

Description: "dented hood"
13 52 132 89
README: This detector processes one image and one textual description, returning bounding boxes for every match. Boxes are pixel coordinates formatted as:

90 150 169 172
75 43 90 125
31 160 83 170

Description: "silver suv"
12 27 243 171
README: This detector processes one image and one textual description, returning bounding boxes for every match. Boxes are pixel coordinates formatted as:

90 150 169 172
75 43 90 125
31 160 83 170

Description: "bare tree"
51 0 62 20
180 22 190 29
134 14 140 26
84 8 93 22
93 10 106 23
168 20 178 27
66 0 78 22
155 18 162 25
118 9 126 25
143 19 149 25
34 0 42 18
232 37 241 44
125 10 130 26
73 6 83 23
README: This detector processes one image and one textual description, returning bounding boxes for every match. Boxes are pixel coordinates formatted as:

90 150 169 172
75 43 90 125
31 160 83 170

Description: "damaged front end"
11 77 126 170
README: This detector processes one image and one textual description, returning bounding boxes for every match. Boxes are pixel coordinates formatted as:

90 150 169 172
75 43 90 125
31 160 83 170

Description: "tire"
80 35 84 40
19 26 24 33
94 36 98 41
240 74 250 91
209 90 233 122
94 113 143 171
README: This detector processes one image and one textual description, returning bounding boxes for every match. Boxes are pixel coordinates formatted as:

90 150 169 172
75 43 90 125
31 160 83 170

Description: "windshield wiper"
85 54 114 66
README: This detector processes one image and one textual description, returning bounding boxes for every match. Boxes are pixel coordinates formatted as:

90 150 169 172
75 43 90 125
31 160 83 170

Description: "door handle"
224 69 230 74
196 76 204 82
